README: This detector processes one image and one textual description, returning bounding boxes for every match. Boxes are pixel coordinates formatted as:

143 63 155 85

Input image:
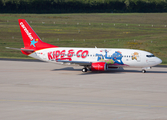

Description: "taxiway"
0 60 167 120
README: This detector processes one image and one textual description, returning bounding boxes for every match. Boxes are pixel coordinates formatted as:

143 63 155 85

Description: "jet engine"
91 62 107 71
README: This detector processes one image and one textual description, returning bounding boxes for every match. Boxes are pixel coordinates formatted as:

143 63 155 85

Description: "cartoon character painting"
132 52 139 60
96 53 104 61
96 50 124 65
111 51 124 64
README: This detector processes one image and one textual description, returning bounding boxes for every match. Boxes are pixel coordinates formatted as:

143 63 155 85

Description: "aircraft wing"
56 59 92 66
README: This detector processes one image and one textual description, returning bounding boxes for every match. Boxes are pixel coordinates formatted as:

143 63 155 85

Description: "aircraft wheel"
142 69 146 73
82 68 87 72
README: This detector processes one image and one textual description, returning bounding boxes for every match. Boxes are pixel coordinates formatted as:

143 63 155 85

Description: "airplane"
7 19 162 73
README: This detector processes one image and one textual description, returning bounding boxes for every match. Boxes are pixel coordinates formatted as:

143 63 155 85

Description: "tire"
82 68 87 72
142 69 146 73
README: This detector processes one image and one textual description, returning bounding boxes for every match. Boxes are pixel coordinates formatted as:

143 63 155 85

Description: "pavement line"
0 99 167 108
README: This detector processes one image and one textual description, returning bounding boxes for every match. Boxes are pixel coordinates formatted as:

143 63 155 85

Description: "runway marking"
0 99 167 108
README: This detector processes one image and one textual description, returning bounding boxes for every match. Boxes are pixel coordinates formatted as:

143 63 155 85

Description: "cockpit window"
146 55 155 57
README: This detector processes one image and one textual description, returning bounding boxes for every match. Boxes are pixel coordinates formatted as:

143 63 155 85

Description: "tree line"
0 0 167 13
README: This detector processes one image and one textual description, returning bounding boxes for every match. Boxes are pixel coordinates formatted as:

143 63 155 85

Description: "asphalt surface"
0 60 167 120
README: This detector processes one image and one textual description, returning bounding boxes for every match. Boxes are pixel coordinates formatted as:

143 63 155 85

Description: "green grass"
0 13 167 64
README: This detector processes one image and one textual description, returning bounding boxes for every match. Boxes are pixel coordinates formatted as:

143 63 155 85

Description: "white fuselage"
29 47 162 68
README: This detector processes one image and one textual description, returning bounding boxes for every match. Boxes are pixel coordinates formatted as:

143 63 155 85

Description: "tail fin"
18 19 57 51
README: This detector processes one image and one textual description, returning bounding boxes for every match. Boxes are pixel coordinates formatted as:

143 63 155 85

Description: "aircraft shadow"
52 67 81 71
52 67 167 75
80 70 167 75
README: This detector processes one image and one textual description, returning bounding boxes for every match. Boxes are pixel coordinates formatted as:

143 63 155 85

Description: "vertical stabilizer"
18 19 57 51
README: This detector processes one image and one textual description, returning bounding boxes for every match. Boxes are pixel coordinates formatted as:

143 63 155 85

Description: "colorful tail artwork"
18 19 57 55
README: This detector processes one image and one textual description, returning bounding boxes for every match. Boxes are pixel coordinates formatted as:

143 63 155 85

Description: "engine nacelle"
91 62 107 71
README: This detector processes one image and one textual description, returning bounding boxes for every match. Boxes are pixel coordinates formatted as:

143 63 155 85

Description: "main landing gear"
82 67 88 72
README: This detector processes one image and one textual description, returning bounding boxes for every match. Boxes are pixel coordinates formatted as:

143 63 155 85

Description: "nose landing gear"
142 67 151 73
142 69 146 73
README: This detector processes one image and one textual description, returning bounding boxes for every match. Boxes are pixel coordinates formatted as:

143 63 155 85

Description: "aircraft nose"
156 57 162 64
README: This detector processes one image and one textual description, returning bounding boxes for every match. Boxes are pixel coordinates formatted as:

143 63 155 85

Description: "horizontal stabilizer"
6 47 34 52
